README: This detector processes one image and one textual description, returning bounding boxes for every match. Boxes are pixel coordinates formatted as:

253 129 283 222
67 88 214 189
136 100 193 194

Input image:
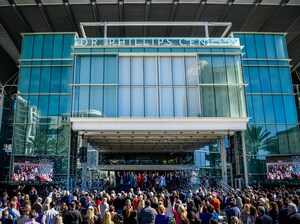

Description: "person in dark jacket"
284 203 300 224
63 202 83 224
138 199 157 224
256 206 273 224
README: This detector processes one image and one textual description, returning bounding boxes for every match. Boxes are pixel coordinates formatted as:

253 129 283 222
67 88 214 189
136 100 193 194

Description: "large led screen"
12 158 53 182
266 155 300 181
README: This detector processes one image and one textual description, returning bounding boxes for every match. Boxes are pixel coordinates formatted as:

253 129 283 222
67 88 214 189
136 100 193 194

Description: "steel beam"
189 1 206 37
118 0 124 37
63 0 79 35
166 0 179 37
35 0 54 32
8 0 33 32
240 0 262 31
91 0 101 37
143 0 151 37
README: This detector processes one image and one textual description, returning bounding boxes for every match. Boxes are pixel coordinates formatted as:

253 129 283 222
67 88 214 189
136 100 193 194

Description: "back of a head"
145 199 151 207
70 202 76 209
29 209 37 219
288 203 297 213
50 201 56 209
258 206 265 214
20 207 27 215
209 218 218 224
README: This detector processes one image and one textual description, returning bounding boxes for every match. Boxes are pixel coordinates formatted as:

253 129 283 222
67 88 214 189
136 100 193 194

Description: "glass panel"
225 56 236 84
39 95 49 117
262 96 275 123
159 57 172 85
279 68 293 93
61 67 72 93
185 56 198 85
212 56 227 84
172 57 185 85
91 56 104 84
259 67 271 93
201 86 216 117
42 35 54 58
48 96 59 116
40 67 51 93
160 87 173 117
246 95 254 123
104 56 117 84
286 124 300 154
119 57 130 85
252 96 264 123
18 68 31 94
265 125 278 154
174 87 187 117
234 56 243 84
245 35 257 58
269 68 281 93
53 35 63 58
283 96 298 123
103 86 117 117
131 87 144 117
248 67 261 93
79 56 91 84
21 35 34 59
118 87 130 117
131 57 144 85
33 35 44 58
274 35 288 59
30 68 41 93
144 56 157 85
187 87 200 117
63 34 74 58
90 86 103 117
78 86 89 117
199 56 213 84
50 67 61 93
145 87 158 117
254 35 267 58
229 86 239 117
57 125 70 154
264 35 276 59
239 87 247 117
243 67 251 93
276 125 289 154
215 86 230 117
273 96 286 123
59 96 71 116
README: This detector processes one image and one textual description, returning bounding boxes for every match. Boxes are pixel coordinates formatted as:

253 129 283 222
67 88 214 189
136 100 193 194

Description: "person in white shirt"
41 201 59 224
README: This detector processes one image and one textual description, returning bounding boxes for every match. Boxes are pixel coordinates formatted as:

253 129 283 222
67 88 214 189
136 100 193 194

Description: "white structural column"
241 131 249 187
220 138 228 183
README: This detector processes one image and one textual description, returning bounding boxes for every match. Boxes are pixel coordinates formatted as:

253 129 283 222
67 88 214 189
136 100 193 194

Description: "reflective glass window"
33 35 44 59
42 35 54 58
245 35 257 58
174 87 187 117
145 87 158 117
225 56 236 84
273 96 286 123
91 56 104 84
131 57 144 85
264 35 276 59
159 57 172 85
144 57 157 85
131 87 144 117
279 68 293 93
78 86 89 116
259 67 271 93
243 67 251 93
187 87 200 117
53 35 63 58
186 57 198 85
50 68 61 93
286 124 300 154
79 57 91 84
59 96 71 115
215 86 230 117
48 96 59 116
248 67 261 93
18 68 31 94
39 95 49 117
160 87 174 117
119 57 130 85
276 125 289 154
40 67 51 93
21 35 34 59
104 56 117 84
173 57 186 85
262 96 275 123
63 34 74 58
90 86 103 117
61 67 72 93
118 87 130 117
269 67 281 93
274 35 288 59
201 86 216 117
252 95 264 123
199 56 213 83
229 86 240 117
283 96 297 123
265 125 278 154
254 35 267 58
213 56 227 84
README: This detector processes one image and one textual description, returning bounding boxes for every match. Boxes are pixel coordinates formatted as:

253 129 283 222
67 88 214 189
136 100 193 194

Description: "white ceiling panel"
206 0 229 4
14 0 36 5
0 0 9 6
124 0 146 3
287 0 300 5
261 0 282 5
152 0 173 3
69 0 91 4
234 0 256 4
41 0 63 5
96 0 118 3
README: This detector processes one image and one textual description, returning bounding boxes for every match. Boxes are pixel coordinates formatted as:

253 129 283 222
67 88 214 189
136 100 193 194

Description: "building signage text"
75 38 240 47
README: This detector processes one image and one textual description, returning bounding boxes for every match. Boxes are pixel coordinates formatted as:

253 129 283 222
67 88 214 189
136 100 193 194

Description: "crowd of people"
267 164 300 181
0 184 300 224
12 164 53 182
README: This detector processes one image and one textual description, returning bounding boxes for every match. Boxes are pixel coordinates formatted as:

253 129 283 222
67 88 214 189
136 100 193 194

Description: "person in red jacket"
209 194 221 214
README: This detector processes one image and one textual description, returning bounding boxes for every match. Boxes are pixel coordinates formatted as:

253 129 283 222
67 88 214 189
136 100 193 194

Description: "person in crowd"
8 202 20 223
138 199 157 224
43 197 52 212
122 204 136 224
209 194 221 215
24 209 39 224
84 206 99 224
54 216 63 224
16 207 30 224
269 202 279 224
41 201 59 224
109 205 120 224
63 201 82 224
226 201 240 224
231 216 240 224
1 210 13 224
256 206 273 224
102 210 114 224
247 206 258 224
60 202 68 218
136 199 145 222
100 197 109 221
155 204 169 224
284 202 300 224
241 204 250 224
198 203 218 224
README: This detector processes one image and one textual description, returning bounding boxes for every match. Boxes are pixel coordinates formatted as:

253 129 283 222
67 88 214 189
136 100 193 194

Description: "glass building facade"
9 32 299 187
232 33 300 185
